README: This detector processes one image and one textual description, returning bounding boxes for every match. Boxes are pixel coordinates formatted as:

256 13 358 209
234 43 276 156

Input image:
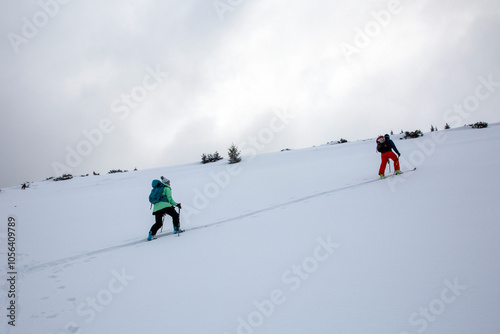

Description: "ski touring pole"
177 207 181 237
161 215 164 234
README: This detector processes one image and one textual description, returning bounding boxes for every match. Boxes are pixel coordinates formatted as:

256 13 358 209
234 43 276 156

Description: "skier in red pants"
376 134 401 178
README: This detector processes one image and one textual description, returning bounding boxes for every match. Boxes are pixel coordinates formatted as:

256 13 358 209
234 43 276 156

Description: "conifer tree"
228 143 242 164
213 151 223 162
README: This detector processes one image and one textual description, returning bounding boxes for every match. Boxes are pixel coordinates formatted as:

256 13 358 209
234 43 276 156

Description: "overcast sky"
1 0 499 188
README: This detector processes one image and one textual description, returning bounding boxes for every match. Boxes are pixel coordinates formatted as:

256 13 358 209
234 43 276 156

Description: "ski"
146 229 185 242
174 229 185 235
379 167 417 179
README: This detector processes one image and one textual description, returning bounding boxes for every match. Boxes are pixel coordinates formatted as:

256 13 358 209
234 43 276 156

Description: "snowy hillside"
1 125 500 334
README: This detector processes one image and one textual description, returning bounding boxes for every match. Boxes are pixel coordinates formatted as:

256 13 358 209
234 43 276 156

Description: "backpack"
376 136 387 152
149 180 167 206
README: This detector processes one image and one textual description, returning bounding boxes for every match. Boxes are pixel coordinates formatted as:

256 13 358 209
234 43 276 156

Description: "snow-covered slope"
1 125 500 334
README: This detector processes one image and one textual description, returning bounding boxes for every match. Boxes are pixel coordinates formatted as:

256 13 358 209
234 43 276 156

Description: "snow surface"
1 125 500 334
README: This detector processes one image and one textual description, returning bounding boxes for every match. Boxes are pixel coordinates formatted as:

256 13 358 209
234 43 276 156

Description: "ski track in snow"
21 171 413 274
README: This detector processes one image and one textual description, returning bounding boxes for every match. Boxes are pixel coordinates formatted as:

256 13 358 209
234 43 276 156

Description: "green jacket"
153 183 178 213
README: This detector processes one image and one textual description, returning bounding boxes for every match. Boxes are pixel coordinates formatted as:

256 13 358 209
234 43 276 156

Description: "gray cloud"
1 0 499 187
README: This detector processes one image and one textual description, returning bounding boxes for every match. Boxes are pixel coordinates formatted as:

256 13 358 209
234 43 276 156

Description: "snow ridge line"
21 173 404 273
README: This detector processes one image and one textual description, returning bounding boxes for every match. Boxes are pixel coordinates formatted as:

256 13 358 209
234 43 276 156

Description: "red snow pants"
379 152 400 175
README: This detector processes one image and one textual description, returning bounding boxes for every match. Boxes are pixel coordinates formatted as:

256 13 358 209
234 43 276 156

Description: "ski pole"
161 215 164 234
177 207 181 237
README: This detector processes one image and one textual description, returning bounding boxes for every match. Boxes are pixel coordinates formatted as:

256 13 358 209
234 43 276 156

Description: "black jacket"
377 137 400 155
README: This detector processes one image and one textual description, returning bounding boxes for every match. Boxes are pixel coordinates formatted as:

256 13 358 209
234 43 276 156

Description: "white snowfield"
1 124 499 334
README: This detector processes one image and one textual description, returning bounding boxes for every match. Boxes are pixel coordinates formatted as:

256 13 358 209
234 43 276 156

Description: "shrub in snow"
108 169 128 174
54 174 73 181
201 152 223 164
471 122 488 129
403 130 424 139
327 138 348 145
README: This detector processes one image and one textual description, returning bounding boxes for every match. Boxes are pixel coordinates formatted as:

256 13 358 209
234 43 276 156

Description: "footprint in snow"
65 322 81 333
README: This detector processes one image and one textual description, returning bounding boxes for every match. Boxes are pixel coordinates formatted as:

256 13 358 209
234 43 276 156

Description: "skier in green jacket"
148 176 182 241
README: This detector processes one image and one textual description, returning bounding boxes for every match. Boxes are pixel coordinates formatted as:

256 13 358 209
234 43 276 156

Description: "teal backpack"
149 180 167 206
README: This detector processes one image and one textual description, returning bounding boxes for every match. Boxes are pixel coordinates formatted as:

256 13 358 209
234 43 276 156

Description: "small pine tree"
444 123 451 129
201 151 224 164
213 151 223 162
431 125 435 132
228 143 242 164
